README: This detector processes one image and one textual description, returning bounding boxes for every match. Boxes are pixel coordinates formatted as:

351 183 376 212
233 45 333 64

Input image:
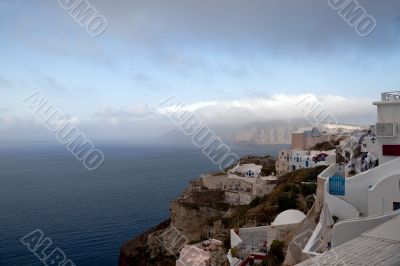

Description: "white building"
230 163 262 178
373 91 400 164
202 163 278 205
336 129 380 176
276 149 336 175
302 92 400 258
291 127 325 150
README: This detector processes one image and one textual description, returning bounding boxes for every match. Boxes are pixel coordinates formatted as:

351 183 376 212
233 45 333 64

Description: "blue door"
329 174 345 196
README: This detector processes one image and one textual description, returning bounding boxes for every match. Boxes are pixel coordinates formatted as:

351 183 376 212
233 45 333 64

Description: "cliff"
119 181 230 266
119 161 327 266
119 219 175 266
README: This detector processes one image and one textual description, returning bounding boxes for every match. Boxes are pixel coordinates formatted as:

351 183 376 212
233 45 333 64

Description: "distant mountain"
230 120 310 145
158 119 365 146
157 119 310 145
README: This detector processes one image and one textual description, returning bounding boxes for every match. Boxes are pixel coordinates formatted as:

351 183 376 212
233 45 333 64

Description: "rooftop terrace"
381 91 400 102
297 215 400 265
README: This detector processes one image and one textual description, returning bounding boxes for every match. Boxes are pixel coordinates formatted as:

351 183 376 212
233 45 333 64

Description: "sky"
0 0 399 142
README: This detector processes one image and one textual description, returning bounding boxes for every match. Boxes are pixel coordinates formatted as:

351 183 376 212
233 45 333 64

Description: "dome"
272 209 306 226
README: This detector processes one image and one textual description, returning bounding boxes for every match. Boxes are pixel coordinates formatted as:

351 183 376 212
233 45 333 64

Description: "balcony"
381 91 400 102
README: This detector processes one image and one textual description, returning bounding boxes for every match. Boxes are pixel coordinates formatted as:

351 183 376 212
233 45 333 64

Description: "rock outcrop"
119 181 229 266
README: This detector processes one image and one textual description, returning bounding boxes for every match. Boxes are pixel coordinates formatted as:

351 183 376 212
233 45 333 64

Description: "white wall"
324 184 359 220
202 175 226 190
331 211 400 247
368 174 400 216
321 158 400 218
230 229 242 248
203 175 253 193
344 157 400 216
266 224 295 249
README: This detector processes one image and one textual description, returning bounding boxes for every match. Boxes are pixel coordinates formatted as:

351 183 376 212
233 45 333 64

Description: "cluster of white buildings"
275 127 340 176
276 148 336 176
298 92 400 264
275 124 365 176
201 164 278 205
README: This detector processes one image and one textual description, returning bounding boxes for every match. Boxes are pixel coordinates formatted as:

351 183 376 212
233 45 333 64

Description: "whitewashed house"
202 163 278 205
275 149 336 175
303 92 400 257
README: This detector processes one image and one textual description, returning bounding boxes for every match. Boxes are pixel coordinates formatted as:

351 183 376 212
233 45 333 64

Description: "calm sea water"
0 143 288 266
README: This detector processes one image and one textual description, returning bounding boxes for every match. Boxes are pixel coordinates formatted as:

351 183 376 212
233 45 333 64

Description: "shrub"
180 201 200 210
306 195 315 210
261 164 276 176
277 195 298 212
231 247 239 258
301 183 317 196
213 201 230 211
249 196 262 208
268 240 285 264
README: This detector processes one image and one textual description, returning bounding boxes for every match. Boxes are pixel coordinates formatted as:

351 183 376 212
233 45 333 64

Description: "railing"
381 91 400 102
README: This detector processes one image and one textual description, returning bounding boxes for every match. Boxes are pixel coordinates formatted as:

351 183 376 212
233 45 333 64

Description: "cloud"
159 94 375 126
6 0 400 66
0 93 376 142
0 114 17 126
95 103 155 124
91 0 400 56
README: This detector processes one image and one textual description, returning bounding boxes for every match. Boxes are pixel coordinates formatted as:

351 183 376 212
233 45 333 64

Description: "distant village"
171 91 400 266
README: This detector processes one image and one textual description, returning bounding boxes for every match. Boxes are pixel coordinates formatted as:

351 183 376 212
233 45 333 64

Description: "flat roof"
296 216 400 265
363 215 400 242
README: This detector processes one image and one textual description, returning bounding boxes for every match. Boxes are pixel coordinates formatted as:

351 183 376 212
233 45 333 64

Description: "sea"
0 143 288 266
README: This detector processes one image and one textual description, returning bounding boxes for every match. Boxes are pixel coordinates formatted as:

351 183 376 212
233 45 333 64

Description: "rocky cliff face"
119 219 175 266
170 200 225 241
119 183 229 266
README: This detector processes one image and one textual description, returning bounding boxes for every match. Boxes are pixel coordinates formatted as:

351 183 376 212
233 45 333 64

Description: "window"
383 145 400 156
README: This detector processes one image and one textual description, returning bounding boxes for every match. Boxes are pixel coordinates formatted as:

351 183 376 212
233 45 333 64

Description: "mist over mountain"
158 119 311 145
230 120 311 145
